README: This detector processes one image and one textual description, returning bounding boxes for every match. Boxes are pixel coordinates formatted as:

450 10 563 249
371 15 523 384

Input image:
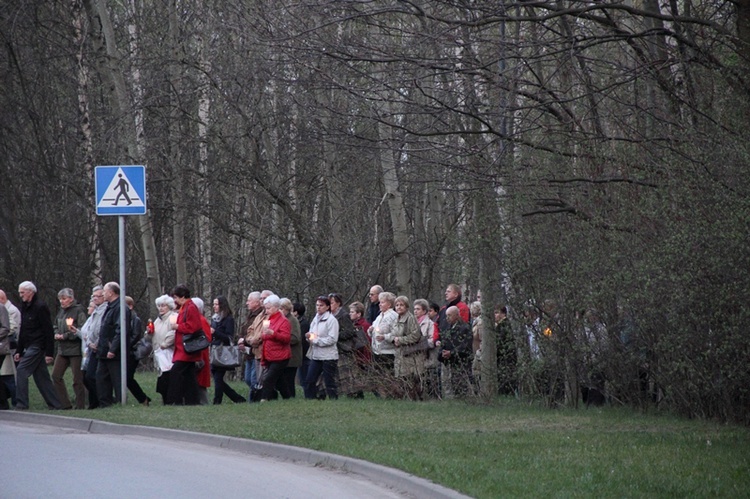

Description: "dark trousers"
261 359 290 400
127 354 151 404
304 359 338 400
167 361 199 405
156 371 171 404
212 367 244 404
84 355 100 409
96 357 122 407
298 358 311 388
278 366 298 398
16 346 62 410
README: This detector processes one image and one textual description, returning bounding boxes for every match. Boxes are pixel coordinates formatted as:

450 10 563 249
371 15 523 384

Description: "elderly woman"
304 296 339 400
149 294 176 404
192 297 213 405
210 295 244 404
259 294 292 401
51 288 88 410
414 298 440 398
392 296 426 399
329 293 358 397
367 291 398 392
279 298 302 398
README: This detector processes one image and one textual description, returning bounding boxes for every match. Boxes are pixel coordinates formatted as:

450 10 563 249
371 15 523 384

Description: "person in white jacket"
303 296 339 400
368 292 399 391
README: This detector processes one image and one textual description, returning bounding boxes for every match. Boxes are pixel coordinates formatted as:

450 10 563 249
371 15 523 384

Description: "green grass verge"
22 370 750 498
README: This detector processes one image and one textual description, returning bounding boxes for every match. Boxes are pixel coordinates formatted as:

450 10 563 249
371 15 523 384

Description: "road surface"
0 420 407 498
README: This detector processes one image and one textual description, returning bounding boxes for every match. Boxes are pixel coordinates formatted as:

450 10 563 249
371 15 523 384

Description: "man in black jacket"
438 306 473 398
96 282 131 407
13 281 62 410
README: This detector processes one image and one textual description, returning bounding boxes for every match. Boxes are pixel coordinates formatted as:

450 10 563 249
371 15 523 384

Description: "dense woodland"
1 0 748 421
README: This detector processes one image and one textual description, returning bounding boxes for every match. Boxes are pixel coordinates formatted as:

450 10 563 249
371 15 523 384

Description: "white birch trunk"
377 116 411 296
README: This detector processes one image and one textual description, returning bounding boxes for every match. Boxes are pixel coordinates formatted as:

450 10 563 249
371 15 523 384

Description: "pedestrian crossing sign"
95 165 147 216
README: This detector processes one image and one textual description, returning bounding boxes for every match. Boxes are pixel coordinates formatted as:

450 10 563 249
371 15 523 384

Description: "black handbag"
183 330 210 353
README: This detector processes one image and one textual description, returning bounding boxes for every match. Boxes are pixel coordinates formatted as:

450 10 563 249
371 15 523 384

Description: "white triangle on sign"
99 167 145 208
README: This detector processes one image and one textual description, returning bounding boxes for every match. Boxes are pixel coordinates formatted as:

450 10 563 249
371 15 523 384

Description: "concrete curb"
1 411 470 499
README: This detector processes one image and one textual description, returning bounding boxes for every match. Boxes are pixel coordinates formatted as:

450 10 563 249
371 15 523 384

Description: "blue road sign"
95 165 147 216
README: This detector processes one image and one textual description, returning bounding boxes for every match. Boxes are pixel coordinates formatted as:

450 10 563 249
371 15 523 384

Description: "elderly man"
14 281 62 410
437 284 470 334
438 305 473 398
96 281 129 408
366 285 383 325
237 291 263 401
0 290 20 406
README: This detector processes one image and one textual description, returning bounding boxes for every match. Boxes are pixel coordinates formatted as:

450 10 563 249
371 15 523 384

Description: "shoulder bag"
183 330 210 353
210 341 241 368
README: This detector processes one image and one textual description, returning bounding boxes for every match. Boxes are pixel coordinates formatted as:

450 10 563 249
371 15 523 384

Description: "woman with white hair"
150 294 176 404
51 288 87 410
259 294 291 401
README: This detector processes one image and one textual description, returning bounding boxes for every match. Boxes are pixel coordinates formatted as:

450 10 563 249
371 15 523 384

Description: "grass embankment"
25 371 750 498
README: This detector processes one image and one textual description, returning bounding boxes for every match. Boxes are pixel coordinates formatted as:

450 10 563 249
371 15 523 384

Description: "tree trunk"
86 0 162 313
377 114 411 297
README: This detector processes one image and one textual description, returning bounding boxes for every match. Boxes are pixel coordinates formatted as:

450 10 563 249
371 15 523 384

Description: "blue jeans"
244 359 258 402
304 359 338 400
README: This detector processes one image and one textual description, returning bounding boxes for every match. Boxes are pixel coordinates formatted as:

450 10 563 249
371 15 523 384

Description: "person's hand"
45 356 54 364
107 351 115 359
69 325 78 333
13 353 20 362
393 337 400 347
367 326 374 334
54 334 63 340
263 328 274 336
442 350 451 359
375 334 384 342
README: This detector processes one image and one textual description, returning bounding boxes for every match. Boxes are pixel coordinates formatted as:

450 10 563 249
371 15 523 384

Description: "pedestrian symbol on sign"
114 174 132 206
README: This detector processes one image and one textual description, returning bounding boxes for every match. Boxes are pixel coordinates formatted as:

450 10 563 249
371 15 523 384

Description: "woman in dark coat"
210 295 244 404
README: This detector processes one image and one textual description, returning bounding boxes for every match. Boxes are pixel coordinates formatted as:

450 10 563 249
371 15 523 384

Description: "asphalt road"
0 420 407 499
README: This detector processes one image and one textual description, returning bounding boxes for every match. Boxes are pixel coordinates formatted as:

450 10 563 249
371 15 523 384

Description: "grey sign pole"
119 215 128 405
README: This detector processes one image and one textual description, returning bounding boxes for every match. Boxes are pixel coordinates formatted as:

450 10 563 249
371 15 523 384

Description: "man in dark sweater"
14 281 61 410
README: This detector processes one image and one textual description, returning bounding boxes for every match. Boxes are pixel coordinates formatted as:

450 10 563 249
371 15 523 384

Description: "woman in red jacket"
167 284 203 405
259 294 291 401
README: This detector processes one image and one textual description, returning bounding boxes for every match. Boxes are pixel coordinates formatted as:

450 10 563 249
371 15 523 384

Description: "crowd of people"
0 280 524 410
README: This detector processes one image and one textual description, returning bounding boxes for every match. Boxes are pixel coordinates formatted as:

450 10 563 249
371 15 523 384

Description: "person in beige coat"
392 296 425 400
